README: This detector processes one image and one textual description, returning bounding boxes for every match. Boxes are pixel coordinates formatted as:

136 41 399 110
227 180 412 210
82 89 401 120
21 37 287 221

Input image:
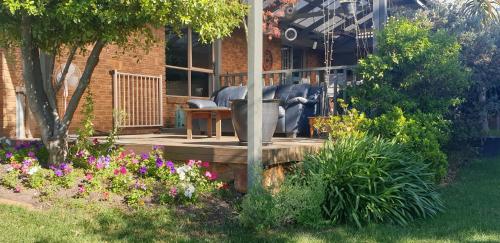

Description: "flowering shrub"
0 138 224 206
0 94 225 206
0 141 57 191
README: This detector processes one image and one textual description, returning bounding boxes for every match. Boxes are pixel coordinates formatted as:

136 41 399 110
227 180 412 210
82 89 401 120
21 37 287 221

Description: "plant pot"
340 0 357 17
231 99 280 146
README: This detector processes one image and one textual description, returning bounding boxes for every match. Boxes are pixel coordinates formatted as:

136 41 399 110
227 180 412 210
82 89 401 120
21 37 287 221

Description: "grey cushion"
214 86 247 107
187 99 217 109
278 106 285 118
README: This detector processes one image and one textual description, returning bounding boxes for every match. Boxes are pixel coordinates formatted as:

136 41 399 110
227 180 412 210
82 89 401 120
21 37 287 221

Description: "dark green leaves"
304 135 444 227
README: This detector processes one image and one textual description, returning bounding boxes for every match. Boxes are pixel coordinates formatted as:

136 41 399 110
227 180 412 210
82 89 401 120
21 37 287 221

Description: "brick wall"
0 48 25 138
0 29 166 138
1 27 327 136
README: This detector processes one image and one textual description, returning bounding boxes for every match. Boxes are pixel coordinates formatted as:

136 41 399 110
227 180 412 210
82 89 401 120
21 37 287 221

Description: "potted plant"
340 0 357 17
230 99 280 145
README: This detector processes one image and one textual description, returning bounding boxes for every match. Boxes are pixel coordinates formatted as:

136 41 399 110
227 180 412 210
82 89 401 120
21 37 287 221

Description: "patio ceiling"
261 0 426 49
267 0 375 47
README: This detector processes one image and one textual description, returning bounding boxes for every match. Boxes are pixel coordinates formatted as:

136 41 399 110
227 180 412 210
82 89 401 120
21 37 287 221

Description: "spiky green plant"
304 135 443 227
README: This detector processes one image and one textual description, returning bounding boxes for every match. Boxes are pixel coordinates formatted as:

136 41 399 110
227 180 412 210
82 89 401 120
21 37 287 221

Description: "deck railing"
218 65 358 90
112 70 163 128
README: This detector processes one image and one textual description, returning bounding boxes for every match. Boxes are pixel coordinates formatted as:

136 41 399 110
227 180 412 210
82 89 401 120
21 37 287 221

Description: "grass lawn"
1 156 500 243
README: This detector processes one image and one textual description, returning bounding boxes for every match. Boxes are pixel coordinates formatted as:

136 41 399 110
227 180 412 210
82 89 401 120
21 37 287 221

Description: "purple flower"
54 169 63 177
76 150 85 158
156 158 164 168
88 156 96 165
153 145 159 150
141 153 149 160
5 152 12 159
22 159 32 167
166 161 174 168
139 166 148 175
103 156 111 168
134 180 147 190
27 151 35 158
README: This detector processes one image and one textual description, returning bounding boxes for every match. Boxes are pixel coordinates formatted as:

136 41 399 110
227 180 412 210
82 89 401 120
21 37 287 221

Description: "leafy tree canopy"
0 0 247 52
350 18 471 117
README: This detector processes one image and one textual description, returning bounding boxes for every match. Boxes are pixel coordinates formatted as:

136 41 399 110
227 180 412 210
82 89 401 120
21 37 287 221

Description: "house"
0 0 421 139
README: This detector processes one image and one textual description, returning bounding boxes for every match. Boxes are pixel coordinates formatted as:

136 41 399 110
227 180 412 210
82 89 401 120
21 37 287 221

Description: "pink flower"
113 169 120 175
118 152 126 160
85 173 93 181
204 171 218 181
187 160 196 166
131 158 139 164
169 187 177 197
78 185 86 194
120 166 127 175
14 186 21 193
201 161 210 168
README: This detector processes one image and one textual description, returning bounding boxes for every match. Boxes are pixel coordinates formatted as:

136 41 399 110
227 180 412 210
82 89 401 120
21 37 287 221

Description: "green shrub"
239 177 325 229
351 17 470 117
315 107 449 181
304 135 443 227
369 108 450 181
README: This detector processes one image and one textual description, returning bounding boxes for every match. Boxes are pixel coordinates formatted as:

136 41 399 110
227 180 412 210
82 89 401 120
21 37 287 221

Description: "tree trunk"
479 85 489 134
20 15 105 165
47 131 69 164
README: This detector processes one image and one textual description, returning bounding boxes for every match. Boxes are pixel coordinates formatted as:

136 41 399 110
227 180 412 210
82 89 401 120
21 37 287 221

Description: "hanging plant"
263 0 298 40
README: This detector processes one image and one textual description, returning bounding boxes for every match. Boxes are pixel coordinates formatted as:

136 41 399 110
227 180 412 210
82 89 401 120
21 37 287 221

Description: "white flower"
178 171 186 181
184 184 195 198
28 166 40 175
177 165 192 181
5 165 13 172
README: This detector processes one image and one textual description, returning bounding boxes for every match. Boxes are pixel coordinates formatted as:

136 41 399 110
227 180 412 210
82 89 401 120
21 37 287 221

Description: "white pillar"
247 0 263 191
373 0 388 52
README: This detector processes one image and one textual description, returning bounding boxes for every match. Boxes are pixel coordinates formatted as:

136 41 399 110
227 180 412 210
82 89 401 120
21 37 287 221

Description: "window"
166 28 214 97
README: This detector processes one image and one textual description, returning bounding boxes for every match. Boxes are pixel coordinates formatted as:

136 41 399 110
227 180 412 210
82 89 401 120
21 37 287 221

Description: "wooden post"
373 0 388 52
247 0 263 191
214 39 222 93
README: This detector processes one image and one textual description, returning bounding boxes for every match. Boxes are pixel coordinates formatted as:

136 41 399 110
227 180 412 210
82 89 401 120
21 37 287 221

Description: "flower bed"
0 139 226 206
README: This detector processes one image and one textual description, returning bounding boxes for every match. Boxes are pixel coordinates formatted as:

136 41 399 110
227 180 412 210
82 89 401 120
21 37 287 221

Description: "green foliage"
1 169 21 189
304 135 443 227
0 0 247 51
314 107 449 181
313 101 370 140
239 177 325 229
27 169 50 189
369 108 450 181
351 18 470 117
239 187 275 229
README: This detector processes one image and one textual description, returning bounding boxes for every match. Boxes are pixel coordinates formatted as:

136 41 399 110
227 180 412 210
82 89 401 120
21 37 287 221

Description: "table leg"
186 111 193 140
207 114 213 138
309 119 314 138
216 112 222 140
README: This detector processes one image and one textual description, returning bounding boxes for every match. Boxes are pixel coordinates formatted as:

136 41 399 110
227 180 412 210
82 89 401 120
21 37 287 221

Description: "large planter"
231 99 280 145
340 0 357 17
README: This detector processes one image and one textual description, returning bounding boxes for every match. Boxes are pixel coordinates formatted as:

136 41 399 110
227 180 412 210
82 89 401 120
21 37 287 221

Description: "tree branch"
55 46 77 92
20 15 57 144
61 40 106 130
40 51 59 116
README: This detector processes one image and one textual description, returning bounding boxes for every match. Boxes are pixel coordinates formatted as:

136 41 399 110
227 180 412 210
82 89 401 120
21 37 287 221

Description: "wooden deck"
113 134 325 165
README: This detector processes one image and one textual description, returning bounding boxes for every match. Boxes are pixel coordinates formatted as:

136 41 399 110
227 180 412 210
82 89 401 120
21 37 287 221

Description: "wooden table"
184 108 232 140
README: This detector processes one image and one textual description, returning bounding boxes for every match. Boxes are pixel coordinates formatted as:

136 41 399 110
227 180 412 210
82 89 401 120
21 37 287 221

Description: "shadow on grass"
81 156 500 243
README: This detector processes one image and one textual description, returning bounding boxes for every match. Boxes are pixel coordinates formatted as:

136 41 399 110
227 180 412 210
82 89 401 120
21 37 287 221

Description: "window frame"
166 27 215 97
